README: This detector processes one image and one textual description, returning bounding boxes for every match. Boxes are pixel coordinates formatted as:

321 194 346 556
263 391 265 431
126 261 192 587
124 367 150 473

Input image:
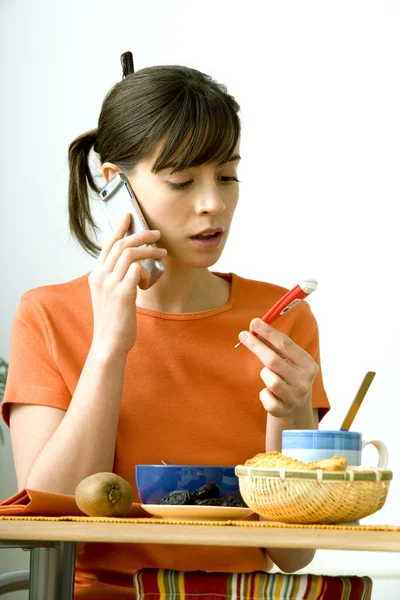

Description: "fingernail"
159 248 168 254
252 319 262 330
239 332 249 343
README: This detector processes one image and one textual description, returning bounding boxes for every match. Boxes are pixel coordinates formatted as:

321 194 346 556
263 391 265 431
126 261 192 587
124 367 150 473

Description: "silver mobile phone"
99 173 165 287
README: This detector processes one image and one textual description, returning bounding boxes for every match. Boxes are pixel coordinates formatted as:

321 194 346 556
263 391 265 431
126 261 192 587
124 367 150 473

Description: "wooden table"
2 518 400 551
1 517 400 599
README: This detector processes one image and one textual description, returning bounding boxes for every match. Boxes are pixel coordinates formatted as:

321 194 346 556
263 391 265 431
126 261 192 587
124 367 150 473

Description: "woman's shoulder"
230 272 290 303
17 272 91 315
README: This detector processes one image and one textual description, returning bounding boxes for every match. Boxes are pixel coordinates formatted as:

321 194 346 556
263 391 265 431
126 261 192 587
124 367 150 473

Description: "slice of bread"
305 456 348 471
243 451 347 471
244 451 307 470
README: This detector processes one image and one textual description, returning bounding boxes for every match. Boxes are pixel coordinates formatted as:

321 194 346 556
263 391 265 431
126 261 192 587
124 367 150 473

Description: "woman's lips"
189 232 223 249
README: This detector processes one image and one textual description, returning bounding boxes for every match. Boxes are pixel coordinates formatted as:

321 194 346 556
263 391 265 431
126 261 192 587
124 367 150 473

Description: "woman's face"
105 141 241 270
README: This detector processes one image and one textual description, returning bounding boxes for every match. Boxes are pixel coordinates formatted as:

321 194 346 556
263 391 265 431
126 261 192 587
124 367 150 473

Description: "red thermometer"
234 279 318 349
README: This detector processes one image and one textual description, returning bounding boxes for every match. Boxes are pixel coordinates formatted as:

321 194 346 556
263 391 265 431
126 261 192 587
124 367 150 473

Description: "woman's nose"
195 184 226 214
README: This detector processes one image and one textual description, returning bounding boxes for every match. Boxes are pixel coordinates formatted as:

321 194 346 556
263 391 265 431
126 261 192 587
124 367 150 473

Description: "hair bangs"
152 88 240 174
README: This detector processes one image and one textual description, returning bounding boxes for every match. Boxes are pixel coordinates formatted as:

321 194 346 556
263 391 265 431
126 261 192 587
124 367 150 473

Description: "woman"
2 54 330 598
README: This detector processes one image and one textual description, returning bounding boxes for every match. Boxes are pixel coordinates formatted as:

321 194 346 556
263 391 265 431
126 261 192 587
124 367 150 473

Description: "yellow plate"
141 504 253 521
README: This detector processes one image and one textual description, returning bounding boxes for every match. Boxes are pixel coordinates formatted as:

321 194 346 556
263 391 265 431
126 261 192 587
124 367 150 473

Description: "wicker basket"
235 465 392 524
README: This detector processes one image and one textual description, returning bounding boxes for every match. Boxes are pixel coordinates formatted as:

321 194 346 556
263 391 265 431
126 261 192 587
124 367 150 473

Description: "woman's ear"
102 162 121 182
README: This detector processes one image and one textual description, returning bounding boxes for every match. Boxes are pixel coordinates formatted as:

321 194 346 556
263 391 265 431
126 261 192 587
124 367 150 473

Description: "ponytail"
68 129 101 257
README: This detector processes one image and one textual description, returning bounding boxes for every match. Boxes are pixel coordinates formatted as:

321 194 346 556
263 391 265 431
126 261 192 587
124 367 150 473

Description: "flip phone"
99 173 165 287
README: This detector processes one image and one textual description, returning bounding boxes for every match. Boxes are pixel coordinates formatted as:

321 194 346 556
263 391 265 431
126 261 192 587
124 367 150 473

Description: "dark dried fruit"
192 482 220 502
160 490 192 505
158 482 246 508
195 496 246 507
218 496 246 507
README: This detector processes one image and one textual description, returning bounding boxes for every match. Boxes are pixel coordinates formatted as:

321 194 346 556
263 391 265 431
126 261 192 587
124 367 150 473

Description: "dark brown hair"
68 65 241 256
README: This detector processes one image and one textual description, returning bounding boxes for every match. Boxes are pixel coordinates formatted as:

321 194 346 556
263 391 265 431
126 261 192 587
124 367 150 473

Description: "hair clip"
120 51 135 79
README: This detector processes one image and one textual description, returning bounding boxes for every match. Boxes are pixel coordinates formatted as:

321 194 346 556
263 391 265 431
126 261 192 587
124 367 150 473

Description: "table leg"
29 541 76 600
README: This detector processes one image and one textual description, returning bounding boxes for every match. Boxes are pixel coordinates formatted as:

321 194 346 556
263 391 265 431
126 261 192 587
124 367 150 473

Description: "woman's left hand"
238 318 319 418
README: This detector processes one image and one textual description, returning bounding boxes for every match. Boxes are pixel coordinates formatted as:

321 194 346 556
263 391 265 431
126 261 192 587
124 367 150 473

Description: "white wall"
1 1 399 597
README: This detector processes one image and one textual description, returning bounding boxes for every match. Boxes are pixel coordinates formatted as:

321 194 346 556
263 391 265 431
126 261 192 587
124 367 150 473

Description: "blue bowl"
135 465 242 504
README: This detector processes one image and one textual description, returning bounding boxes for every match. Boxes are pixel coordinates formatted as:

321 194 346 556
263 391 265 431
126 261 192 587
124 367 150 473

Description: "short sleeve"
1 295 71 427
289 304 330 421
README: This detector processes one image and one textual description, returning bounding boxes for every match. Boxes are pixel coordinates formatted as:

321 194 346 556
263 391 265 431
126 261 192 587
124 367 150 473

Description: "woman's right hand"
88 213 167 359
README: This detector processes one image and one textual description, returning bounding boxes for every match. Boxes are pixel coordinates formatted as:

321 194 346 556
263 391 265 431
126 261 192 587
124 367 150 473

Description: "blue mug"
281 430 388 467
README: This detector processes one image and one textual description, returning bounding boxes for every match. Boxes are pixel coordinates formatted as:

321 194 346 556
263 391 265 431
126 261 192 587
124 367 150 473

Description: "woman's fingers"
98 212 162 271
103 229 162 273
259 387 292 418
249 318 311 367
136 265 152 290
259 367 298 412
87 213 167 357
238 318 319 411
120 261 151 293
97 213 132 266
95 212 166 293
113 245 167 282
260 366 290 402
238 329 294 385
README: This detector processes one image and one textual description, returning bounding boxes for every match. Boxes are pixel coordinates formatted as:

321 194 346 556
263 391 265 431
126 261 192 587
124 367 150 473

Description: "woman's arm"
10 349 127 494
264 399 319 572
10 220 167 495
238 318 322 573
266 398 319 452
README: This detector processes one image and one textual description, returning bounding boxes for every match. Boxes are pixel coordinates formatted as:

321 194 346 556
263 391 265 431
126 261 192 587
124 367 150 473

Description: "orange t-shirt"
2 272 330 599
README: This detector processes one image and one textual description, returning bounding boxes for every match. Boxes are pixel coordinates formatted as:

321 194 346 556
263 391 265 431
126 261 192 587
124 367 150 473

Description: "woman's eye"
220 176 240 184
166 176 240 191
166 181 192 190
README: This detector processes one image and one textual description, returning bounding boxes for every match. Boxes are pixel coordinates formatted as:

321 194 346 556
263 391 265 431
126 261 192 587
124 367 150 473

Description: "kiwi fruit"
75 472 133 517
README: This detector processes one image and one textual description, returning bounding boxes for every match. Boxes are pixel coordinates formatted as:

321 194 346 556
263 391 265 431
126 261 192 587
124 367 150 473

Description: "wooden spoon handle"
340 371 376 430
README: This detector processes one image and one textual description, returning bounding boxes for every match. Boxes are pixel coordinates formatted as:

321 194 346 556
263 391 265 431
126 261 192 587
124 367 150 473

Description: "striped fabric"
133 570 373 599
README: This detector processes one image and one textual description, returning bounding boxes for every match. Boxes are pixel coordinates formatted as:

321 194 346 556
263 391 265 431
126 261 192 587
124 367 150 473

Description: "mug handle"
362 439 389 468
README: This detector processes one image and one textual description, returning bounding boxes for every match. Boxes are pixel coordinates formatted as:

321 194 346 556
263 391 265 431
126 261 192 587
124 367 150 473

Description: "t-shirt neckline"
136 272 236 321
